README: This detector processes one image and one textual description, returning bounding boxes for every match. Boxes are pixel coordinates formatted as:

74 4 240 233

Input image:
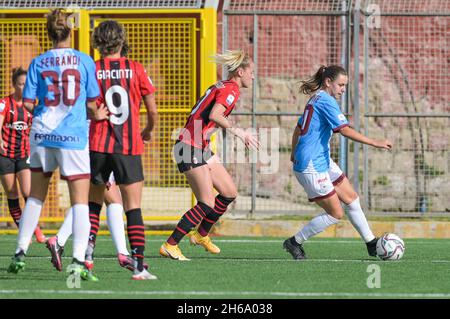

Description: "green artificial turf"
0 235 449 299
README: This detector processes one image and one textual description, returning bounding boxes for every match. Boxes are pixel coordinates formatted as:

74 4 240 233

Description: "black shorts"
90 151 144 185
173 141 213 173
0 155 29 175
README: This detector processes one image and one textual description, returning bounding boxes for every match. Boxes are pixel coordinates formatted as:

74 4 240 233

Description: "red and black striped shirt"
0 95 32 159
179 80 240 149
89 57 156 155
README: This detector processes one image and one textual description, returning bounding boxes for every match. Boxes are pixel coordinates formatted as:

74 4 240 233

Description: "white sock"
57 207 73 247
72 204 90 262
295 213 340 244
345 197 375 243
16 197 43 254
106 203 129 255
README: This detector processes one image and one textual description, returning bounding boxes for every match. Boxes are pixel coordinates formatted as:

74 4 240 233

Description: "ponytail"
300 65 347 95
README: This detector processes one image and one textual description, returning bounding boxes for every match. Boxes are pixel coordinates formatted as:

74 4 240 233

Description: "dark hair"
46 8 71 44
12 67 27 85
300 65 347 95
92 20 127 57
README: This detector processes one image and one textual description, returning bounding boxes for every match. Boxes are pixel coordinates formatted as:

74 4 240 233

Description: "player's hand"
141 126 153 144
373 139 393 150
0 139 6 152
95 103 109 121
243 131 260 151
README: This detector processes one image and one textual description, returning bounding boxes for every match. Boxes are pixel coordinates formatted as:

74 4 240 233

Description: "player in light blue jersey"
8 9 108 280
283 65 392 260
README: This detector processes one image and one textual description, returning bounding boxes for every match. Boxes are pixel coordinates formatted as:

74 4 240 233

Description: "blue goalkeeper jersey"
23 48 99 150
293 90 349 173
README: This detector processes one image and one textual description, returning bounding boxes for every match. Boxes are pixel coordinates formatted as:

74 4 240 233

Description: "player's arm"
209 103 260 150
0 114 6 151
23 101 35 113
339 126 392 150
87 100 108 121
141 93 158 143
290 125 301 162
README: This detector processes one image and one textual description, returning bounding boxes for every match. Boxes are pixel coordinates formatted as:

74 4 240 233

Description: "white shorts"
30 144 90 181
294 159 346 202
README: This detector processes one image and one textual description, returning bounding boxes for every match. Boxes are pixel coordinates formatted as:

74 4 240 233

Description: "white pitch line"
0 289 449 298
0 238 446 244
0 255 448 264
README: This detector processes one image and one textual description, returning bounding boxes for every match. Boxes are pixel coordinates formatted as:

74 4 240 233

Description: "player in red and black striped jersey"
88 20 158 280
0 67 45 243
160 50 260 261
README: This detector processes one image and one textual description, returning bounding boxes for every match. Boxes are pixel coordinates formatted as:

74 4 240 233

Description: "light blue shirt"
293 90 348 173
23 48 99 150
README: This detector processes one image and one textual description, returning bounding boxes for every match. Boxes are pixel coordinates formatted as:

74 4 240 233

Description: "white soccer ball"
376 233 405 260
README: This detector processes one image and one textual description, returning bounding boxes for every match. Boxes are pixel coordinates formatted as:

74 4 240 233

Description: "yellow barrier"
0 8 217 233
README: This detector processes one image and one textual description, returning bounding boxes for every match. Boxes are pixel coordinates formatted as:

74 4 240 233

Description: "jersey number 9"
105 85 130 125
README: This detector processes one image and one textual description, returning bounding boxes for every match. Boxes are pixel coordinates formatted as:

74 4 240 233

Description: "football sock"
295 213 339 244
57 207 73 247
125 208 145 271
167 202 213 245
88 202 102 244
106 203 129 255
72 204 90 262
16 197 43 254
7 198 22 227
344 197 375 243
198 195 235 236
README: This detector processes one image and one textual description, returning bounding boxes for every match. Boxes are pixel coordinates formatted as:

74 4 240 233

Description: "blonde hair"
46 8 71 44
213 50 251 74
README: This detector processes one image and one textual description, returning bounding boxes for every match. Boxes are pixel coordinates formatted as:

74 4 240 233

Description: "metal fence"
359 0 450 216
221 0 449 217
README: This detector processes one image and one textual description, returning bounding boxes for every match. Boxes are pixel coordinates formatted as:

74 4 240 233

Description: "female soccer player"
7 9 107 279
0 67 45 243
160 50 259 261
88 20 158 280
283 65 392 260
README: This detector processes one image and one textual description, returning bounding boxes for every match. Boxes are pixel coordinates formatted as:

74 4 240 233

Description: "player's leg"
103 179 142 271
161 164 215 261
334 178 377 256
114 154 156 280
190 155 237 254
8 145 56 273
59 147 97 281
283 171 342 260
0 170 21 227
7 170 51 273
46 207 72 271
104 181 129 256
16 164 46 243
328 159 377 256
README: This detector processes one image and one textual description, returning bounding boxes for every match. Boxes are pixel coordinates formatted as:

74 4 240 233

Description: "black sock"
167 202 214 245
7 198 22 227
126 208 145 271
88 202 102 244
198 195 235 236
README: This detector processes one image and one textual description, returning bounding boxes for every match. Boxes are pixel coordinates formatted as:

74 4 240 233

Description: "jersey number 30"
42 69 80 107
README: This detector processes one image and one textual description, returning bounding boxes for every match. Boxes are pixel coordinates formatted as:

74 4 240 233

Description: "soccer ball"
376 233 405 260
